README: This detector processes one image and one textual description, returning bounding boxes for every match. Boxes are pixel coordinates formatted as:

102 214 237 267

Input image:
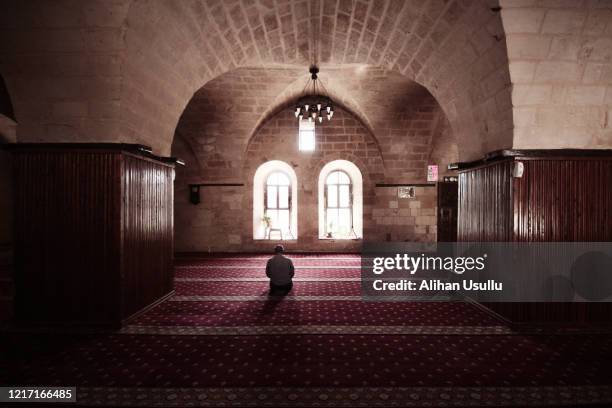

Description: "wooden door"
437 181 458 242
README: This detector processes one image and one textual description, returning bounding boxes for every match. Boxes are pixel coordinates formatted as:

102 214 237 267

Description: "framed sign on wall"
397 186 416 199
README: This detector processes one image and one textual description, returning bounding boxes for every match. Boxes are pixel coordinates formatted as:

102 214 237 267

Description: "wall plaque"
398 186 415 199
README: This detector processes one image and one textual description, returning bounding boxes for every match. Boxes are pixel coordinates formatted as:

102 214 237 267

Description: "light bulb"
318 116 323 123
294 109 300 118
298 114 303 120
326 106 331 113
317 103 322 111
305 104 309 112
329 110 334 118
312 111 317 118
327 114 331 121
308 116 312 122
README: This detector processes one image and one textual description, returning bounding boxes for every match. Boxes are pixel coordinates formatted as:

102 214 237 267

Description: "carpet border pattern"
75 385 612 407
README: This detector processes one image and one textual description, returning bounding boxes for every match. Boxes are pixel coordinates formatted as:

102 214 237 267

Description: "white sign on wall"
397 186 415 199
427 165 439 182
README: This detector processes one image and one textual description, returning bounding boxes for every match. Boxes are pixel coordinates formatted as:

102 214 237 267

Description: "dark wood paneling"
457 161 513 241
458 156 612 323
12 146 175 327
514 159 612 242
0 244 14 321
13 150 122 324
459 158 612 242
121 154 174 319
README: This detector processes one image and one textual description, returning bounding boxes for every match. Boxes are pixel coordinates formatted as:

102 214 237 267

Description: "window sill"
253 238 297 241
318 237 362 241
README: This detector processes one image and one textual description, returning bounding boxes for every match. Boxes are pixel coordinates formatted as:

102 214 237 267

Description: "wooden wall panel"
458 155 612 323
0 244 13 321
121 154 174 319
11 145 176 327
0 147 14 322
457 160 513 242
13 150 122 324
514 159 612 242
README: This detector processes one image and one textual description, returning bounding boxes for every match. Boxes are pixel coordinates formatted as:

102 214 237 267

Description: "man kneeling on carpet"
266 245 295 295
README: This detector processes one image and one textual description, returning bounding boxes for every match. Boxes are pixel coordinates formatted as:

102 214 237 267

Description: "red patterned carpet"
3 254 612 407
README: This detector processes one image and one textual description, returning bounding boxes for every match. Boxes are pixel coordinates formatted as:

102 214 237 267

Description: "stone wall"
501 0 612 149
174 103 452 252
371 186 437 243
174 185 244 253
429 117 456 177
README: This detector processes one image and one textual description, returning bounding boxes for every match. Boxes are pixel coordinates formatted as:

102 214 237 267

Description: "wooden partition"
0 148 14 322
10 144 177 327
457 150 612 323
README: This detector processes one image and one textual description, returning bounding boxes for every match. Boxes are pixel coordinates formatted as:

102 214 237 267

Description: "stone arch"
177 64 448 183
311 152 375 188
120 0 513 160
243 105 384 185
244 86 383 167
0 0 513 161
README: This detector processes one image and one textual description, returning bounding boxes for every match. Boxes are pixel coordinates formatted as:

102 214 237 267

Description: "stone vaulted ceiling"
174 65 433 165
0 0 513 160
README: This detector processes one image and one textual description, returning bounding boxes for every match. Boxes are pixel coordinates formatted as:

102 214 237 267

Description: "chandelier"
294 65 334 124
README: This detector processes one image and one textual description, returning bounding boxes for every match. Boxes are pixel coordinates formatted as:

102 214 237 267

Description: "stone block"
565 86 606 105
228 234 242 245
513 107 538 126
605 87 612 104
372 208 385 217
398 209 412 217
548 36 581 60
541 10 586 34
52 101 88 118
499 0 538 8
506 34 551 59
579 38 612 62
513 85 553 105
509 61 537 83
534 61 581 83
582 63 606 83
420 208 435 216
502 8 546 33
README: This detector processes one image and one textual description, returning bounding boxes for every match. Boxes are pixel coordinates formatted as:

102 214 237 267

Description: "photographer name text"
372 279 502 292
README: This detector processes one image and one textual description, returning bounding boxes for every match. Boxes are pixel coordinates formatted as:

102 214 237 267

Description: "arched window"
318 160 363 239
253 161 297 240
265 171 291 237
324 170 352 237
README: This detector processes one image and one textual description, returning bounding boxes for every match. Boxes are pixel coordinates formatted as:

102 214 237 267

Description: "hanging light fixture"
294 65 334 124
